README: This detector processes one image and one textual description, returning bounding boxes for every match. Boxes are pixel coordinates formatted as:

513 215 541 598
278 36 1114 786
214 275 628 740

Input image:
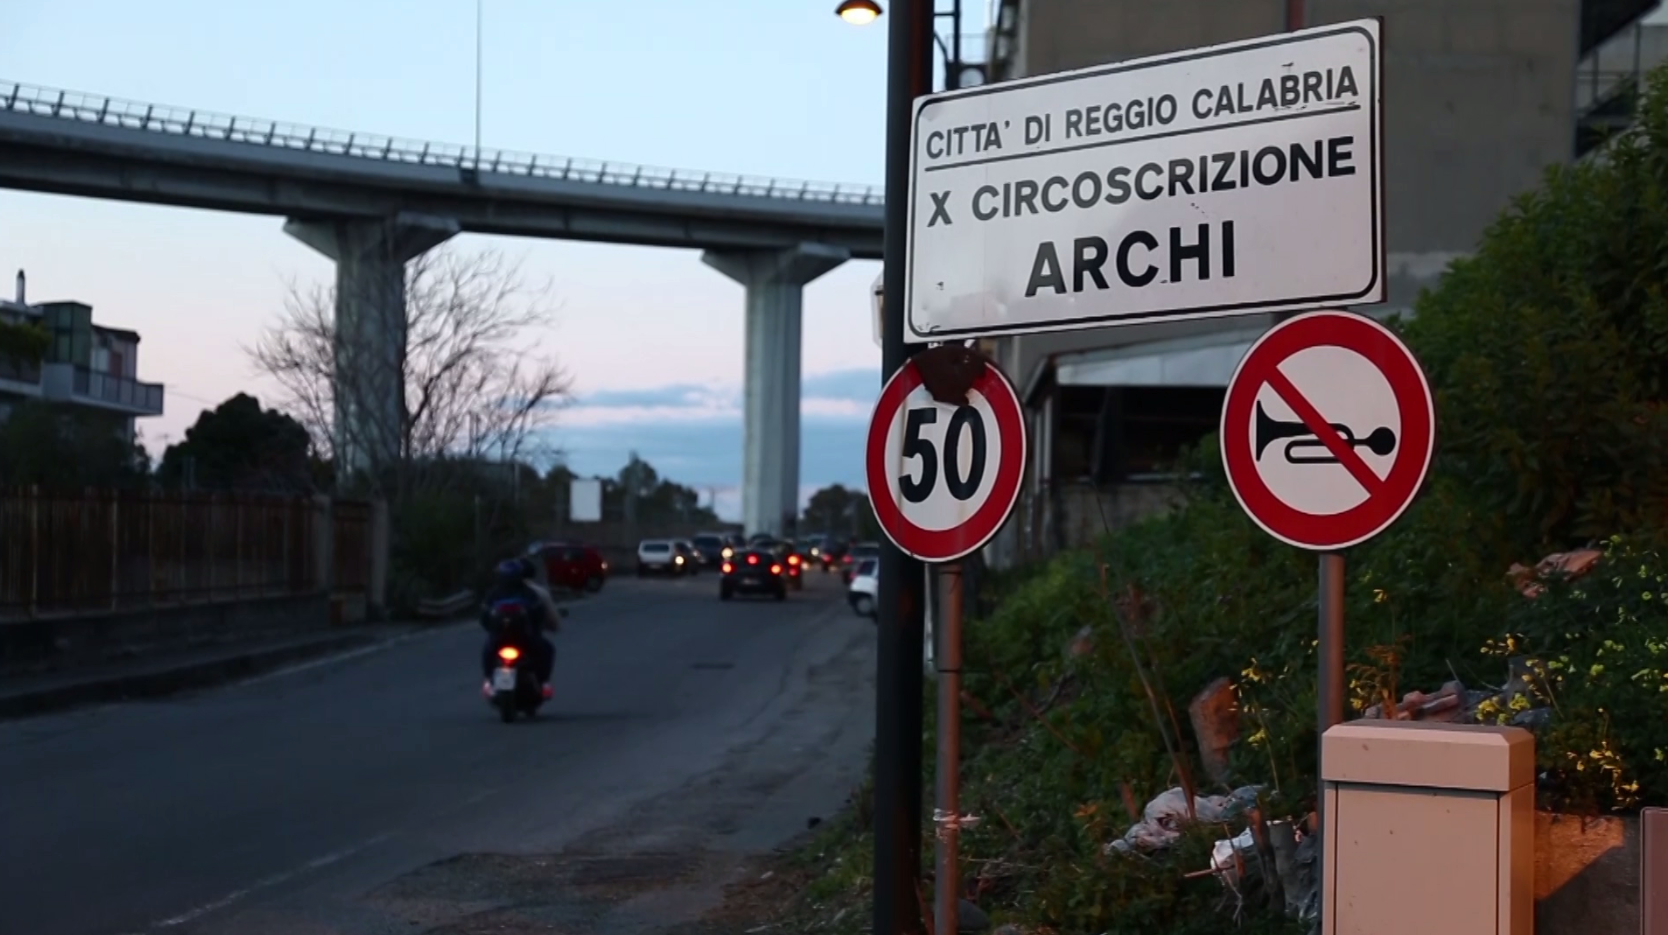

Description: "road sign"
1220 310 1433 551
866 357 1026 563
905 18 1384 343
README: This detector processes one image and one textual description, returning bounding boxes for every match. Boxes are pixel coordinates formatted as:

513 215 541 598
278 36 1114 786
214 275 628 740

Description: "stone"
957 898 990 933
1188 677 1240 784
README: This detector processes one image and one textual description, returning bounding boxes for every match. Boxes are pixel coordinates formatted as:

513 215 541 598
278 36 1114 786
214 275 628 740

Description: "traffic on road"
0 554 876 935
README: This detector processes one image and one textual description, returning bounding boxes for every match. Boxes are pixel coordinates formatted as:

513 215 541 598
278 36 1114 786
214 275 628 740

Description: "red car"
531 541 609 593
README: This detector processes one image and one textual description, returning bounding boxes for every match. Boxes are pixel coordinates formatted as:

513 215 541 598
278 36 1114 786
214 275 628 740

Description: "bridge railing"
0 80 885 207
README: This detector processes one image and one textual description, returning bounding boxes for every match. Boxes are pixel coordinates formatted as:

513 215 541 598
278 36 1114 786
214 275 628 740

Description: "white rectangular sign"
905 19 1384 342
569 477 603 523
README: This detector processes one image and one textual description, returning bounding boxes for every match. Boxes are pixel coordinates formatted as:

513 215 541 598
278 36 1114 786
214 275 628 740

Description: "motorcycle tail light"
498 646 520 662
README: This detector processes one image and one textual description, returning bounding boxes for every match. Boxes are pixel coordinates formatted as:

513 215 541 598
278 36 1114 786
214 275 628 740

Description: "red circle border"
1220 311 1435 551
865 359 1027 563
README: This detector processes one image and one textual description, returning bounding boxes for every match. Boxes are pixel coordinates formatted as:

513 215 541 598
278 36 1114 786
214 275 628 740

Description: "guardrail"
0 80 886 207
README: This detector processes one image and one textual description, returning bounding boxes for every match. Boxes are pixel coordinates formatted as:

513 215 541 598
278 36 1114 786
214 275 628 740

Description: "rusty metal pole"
933 562 965 935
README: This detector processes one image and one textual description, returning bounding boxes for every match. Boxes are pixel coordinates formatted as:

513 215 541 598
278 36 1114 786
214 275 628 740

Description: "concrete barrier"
0 593 331 675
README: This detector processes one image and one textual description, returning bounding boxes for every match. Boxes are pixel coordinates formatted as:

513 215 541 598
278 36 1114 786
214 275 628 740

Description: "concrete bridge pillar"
283 213 458 479
702 244 848 538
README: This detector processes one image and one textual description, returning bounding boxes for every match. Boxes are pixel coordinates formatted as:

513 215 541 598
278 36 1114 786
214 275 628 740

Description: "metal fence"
0 488 366 617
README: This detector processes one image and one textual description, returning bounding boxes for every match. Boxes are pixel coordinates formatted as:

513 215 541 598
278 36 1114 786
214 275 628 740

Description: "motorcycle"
480 594 567 723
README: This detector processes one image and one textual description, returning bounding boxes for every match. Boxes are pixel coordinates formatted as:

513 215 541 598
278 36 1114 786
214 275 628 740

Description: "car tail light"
722 562 733 574
770 563 783 575
788 555 800 565
747 554 759 565
498 646 520 662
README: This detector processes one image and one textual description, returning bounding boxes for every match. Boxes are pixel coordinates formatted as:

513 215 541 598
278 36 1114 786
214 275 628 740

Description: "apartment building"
0 271 165 442
975 0 1662 568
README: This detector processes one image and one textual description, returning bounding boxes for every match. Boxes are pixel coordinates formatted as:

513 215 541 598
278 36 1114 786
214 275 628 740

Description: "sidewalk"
0 624 432 720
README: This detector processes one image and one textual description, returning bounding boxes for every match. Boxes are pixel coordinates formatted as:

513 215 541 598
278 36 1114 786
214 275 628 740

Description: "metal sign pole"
934 562 964 935
874 3 934 935
1316 551 1346 846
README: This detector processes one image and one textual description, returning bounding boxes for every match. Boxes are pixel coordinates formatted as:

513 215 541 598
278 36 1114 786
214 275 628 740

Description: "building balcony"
40 363 163 416
0 357 43 397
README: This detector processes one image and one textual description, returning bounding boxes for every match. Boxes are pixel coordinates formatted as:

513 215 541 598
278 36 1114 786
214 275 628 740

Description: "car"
637 539 691 576
719 548 789 601
674 538 704 573
816 537 850 573
529 541 609 593
847 557 879 618
691 532 728 566
798 537 829 568
758 539 807 589
842 541 880 585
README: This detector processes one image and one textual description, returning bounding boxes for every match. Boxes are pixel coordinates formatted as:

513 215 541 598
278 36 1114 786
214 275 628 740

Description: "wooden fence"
0 488 371 617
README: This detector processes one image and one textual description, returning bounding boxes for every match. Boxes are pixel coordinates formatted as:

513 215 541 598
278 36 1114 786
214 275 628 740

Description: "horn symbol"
1254 401 1397 464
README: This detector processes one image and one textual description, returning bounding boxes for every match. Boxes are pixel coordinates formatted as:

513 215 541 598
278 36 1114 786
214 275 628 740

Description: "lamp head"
836 0 882 26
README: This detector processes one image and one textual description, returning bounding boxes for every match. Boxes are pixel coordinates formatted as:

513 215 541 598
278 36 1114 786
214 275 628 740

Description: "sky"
0 0 990 521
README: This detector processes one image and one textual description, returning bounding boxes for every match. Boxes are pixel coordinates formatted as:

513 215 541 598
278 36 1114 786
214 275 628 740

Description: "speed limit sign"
865 356 1027 563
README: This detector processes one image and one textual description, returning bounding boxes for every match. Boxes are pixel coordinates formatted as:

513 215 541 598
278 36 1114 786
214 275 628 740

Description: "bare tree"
248 244 571 496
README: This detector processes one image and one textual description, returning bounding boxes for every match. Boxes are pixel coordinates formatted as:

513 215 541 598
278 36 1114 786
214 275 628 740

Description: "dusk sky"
0 0 989 520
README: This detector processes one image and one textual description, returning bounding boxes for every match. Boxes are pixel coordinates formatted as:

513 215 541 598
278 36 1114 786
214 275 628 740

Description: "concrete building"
0 271 166 442
976 0 1661 568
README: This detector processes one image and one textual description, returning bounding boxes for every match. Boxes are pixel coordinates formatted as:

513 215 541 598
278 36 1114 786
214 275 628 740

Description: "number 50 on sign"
866 358 1028 564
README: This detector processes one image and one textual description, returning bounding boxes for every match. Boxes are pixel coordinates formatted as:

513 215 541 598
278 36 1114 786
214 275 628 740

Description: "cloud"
543 367 881 520
802 368 882 405
577 384 732 410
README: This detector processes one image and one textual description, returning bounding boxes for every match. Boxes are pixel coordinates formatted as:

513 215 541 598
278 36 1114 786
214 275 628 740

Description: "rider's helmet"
494 559 527 587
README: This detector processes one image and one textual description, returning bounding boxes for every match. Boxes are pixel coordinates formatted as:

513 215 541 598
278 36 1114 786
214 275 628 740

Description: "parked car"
719 548 788 601
529 541 609 593
847 557 878 618
842 541 880 585
637 539 690 576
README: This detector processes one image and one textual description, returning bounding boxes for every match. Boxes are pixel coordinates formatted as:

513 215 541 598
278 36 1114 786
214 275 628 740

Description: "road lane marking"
141 833 391 932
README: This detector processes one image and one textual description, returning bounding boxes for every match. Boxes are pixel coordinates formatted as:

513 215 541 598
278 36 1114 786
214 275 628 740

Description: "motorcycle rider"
479 558 557 686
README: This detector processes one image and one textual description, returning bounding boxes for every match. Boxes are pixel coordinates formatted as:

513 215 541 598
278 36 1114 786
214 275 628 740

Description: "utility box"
1321 721 1536 935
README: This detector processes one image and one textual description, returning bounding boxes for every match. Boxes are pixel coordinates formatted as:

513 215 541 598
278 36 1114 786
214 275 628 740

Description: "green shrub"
1398 61 1668 552
1490 536 1668 813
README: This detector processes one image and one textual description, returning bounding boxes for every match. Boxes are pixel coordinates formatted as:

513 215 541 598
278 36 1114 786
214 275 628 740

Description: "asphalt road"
0 569 875 935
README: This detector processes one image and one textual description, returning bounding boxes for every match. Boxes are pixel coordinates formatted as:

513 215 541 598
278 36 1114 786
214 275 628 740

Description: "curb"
0 632 381 720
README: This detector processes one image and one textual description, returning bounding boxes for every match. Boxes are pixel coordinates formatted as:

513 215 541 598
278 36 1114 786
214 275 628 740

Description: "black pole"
874 2 933 934
948 0 962 91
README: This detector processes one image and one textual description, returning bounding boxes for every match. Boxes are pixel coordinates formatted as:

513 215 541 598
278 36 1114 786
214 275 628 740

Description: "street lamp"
836 0 983 90
835 0 882 25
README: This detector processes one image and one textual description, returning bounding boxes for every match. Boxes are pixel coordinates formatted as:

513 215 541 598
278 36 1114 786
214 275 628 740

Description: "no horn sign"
1220 310 1434 551
866 358 1027 564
